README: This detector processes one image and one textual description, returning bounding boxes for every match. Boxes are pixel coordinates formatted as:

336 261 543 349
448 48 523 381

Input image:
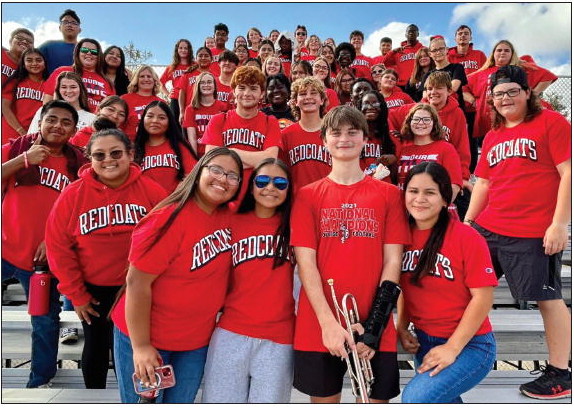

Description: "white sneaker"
59 327 79 344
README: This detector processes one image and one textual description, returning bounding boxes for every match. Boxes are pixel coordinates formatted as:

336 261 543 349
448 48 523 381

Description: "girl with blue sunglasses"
202 158 295 403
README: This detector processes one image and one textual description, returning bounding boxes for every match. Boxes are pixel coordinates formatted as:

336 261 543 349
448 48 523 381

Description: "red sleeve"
45 187 92 307
546 112 572 166
526 65 558 88
159 66 172 86
381 50 398 67
44 67 69 96
383 184 411 244
1 79 15 100
290 186 318 249
461 225 498 288
263 115 282 150
474 131 494 180
200 112 225 147
451 109 471 180
441 143 463 187
182 106 195 128
128 205 183 275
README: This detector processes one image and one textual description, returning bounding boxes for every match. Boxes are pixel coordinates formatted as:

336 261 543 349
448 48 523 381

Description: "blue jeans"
113 326 207 403
2 259 61 388
402 329 496 403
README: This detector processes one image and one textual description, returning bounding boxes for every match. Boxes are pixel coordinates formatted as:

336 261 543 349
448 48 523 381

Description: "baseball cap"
490 65 529 91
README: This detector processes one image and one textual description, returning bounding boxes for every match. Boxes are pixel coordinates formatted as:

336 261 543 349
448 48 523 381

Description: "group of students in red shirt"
1 13 571 404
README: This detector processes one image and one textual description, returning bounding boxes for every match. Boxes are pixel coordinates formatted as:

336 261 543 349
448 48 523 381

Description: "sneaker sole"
520 389 571 400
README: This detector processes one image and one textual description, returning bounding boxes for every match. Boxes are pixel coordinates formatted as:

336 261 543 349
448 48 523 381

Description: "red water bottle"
28 265 51 316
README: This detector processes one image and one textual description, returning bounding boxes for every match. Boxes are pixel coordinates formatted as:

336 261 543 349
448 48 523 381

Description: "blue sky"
1 2 571 74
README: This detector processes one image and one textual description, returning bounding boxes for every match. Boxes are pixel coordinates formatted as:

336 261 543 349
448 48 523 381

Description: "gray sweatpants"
201 327 294 403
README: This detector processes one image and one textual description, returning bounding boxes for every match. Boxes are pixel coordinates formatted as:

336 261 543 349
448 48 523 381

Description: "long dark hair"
103 46 129 96
55 71 90 111
360 90 394 156
134 100 198 181
237 158 293 268
171 39 193 70
144 147 243 251
72 38 112 88
5 48 48 97
404 162 452 286
185 47 213 73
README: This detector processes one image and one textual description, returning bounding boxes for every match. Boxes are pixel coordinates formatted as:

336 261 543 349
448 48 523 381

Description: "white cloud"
2 18 110 55
450 3 571 59
363 22 431 58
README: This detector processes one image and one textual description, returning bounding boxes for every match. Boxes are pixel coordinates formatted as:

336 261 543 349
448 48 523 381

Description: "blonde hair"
290 77 327 120
127 65 160 95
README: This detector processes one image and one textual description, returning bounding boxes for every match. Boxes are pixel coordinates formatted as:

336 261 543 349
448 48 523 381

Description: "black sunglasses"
254 175 289 190
90 150 125 161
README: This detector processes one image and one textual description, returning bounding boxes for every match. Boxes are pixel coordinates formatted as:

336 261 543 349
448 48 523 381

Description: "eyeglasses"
199 80 215 85
254 175 289 190
61 19 80 26
411 117 433 124
91 150 125 161
371 69 384 75
13 35 33 45
341 78 354 83
313 64 328 71
492 88 522 100
296 32 307 36
362 102 381 109
80 47 99 56
206 165 241 185
429 47 446 54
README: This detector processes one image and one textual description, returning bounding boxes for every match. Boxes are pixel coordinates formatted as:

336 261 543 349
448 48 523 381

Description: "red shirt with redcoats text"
396 141 463 190
139 140 197 194
202 110 282 203
2 142 77 271
45 66 114 112
182 100 228 139
290 176 411 352
401 221 497 338
218 212 295 344
384 89 414 111
475 109 571 238
381 41 423 87
111 201 233 351
215 78 234 107
1 77 45 143
160 63 191 99
120 93 163 141
350 55 372 79
280 123 331 194
1 48 17 84
447 46 487 76
45 163 166 306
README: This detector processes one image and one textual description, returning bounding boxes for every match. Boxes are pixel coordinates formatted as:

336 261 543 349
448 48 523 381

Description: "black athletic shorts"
293 350 400 401
474 224 563 301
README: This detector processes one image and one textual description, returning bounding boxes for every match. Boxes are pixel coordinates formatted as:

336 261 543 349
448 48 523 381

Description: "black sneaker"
59 327 79 344
519 365 571 400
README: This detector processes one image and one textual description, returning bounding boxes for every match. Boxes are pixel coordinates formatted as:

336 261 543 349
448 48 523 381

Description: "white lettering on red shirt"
78 204 148 235
191 228 232 270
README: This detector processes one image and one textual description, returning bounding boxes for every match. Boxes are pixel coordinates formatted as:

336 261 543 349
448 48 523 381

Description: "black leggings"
80 283 122 389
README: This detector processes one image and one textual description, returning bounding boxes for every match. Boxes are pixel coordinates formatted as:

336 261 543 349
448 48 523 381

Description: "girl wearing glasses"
233 44 250 67
396 104 462 198
202 158 294 403
134 101 197 194
312 57 339 112
405 47 434 102
182 72 228 156
465 66 571 400
121 65 164 141
46 128 167 389
110 147 243 403
370 63 386 88
334 68 355 107
43 38 114 113
177 47 214 121
1 48 47 144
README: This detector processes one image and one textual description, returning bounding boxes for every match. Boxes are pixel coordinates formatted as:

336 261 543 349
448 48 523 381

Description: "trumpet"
327 279 374 403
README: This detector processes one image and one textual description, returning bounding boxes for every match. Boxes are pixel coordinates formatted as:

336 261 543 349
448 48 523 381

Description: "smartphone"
132 364 176 395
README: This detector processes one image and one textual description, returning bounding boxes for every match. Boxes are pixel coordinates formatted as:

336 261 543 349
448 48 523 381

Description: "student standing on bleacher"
465 65 572 400
397 162 497 403
1 100 87 388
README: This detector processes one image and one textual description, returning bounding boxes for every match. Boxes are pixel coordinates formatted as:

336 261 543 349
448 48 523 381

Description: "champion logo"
542 285 556 291
485 268 494 274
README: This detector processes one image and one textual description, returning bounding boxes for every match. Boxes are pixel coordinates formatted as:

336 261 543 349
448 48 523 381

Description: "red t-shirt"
160 63 191 99
120 93 163 141
447 46 487 76
45 163 167 306
175 70 202 108
182 100 228 139
1 77 45 143
2 144 76 271
1 48 17 84
218 212 295 344
325 88 340 113
360 135 394 184
202 110 282 204
279 54 292 78
210 48 225 77
401 221 497 338
215 79 234 107
396 141 463 190
140 140 197 194
475 109 571 238
280 123 331 194
384 90 414 111
290 176 411 352
381 41 423 87
45 66 114 112
111 201 233 351
350 55 372 79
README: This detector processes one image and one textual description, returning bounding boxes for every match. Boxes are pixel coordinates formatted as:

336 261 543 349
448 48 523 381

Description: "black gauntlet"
360 280 401 350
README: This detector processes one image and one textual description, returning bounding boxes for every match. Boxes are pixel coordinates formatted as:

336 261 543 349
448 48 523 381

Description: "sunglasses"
254 175 289 190
91 150 125 161
80 47 99 56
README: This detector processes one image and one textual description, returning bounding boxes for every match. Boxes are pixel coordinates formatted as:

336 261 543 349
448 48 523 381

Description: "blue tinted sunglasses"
254 175 289 190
